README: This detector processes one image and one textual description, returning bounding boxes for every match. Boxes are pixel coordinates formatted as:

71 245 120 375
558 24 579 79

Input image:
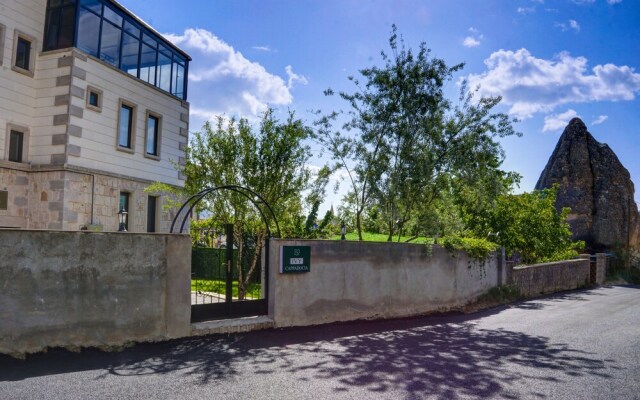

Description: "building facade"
0 0 190 232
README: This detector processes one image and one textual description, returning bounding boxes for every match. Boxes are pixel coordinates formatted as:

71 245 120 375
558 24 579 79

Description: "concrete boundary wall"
0 230 191 357
268 239 505 328
510 258 590 298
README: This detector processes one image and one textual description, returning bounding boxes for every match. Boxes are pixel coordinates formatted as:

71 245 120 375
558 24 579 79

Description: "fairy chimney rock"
535 118 640 251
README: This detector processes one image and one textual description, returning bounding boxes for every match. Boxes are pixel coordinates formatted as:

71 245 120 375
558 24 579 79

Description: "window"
15 38 30 70
43 0 77 51
147 196 157 232
117 101 135 152
12 30 36 76
8 131 24 162
0 191 7 211
145 112 161 159
43 0 190 99
0 24 5 67
5 124 29 163
86 86 102 112
119 192 130 231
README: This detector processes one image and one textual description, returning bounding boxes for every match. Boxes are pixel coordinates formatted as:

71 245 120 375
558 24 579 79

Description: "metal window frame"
68 0 190 99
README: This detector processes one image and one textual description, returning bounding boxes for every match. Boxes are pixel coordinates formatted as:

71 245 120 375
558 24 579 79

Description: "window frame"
0 24 6 67
0 190 8 212
118 191 131 231
11 30 36 77
144 111 162 160
4 123 29 164
86 86 103 112
116 99 136 153
146 195 158 232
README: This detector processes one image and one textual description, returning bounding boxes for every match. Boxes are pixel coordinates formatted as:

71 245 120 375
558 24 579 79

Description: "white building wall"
0 0 46 161
68 53 188 186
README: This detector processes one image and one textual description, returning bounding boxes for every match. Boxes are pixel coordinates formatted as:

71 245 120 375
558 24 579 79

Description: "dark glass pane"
58 5 76 47
9 130 24 163
139 43 156 84
77 8 100 56
44 3 76 51
157 50 171 92
15 38 30 70
121 33 139 77
172 62 185 98
124 21 140 37
118 105 132 148
80 0 101 14
89 91 99 106
49 0 63 7
99 21 121 66
142 33 156 47
119 192 129 230
43 7 60 50
103 4 123 26
147 196 157 232
146 115 158 155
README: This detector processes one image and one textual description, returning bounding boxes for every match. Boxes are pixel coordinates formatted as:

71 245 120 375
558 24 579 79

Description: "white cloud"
462 27 483 48
572 0 595 4
592 115 608 125
569 19 580 32
555 19 580 32
464 48 640 119
543 109 579 132
463 37 481 47
252 45 273 52
164 28 305 120
607 0 622 4
285 65 309 89
517 7 535 14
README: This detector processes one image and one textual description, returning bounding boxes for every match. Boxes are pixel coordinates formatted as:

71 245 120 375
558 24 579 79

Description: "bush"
441 235 499 260
470 185 583 264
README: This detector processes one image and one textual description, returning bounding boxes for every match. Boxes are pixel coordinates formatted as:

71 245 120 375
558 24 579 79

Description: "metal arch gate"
171 185 281 323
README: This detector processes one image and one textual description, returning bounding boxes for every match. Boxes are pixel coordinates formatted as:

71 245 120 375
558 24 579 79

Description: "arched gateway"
171 185 280 322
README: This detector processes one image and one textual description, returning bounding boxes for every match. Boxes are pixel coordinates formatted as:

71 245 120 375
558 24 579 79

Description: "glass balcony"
44 0 190 100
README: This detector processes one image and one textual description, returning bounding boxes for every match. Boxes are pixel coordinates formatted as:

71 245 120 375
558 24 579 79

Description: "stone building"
0 0 190 232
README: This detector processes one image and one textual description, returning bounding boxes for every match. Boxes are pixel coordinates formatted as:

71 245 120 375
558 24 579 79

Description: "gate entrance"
171 186 280 323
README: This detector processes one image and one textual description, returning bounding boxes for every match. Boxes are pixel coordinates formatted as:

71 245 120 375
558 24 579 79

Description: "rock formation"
535 118 640 251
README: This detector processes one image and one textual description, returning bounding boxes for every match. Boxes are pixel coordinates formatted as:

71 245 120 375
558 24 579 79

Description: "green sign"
280 246 311 273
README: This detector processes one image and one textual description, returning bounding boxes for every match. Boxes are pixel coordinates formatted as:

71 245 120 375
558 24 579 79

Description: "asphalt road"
1 285 638 400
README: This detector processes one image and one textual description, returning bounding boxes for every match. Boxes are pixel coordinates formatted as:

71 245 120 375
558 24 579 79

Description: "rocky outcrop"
535 118 640 251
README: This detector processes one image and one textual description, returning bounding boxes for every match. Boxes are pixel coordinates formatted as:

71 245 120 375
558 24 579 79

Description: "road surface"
1 285 638 399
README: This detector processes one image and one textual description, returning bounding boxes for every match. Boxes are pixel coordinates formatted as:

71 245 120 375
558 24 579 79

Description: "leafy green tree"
471 185 584 264
181 109 317 298
315 26 520 240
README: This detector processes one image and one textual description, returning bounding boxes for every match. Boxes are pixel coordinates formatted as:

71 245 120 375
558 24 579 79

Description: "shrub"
441 235 499 260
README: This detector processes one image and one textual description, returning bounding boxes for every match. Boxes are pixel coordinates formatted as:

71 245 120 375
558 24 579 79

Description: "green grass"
191 279 261 299
331 231 431 244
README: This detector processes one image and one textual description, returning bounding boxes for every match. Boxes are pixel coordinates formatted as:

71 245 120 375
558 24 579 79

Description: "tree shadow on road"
0 308 617 399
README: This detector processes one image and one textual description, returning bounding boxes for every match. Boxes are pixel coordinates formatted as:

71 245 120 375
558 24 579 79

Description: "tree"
182 109 316 298
471 185 584 264
314 26 520 240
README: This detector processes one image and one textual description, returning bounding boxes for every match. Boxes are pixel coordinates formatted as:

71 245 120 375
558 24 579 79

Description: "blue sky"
121 0 640 210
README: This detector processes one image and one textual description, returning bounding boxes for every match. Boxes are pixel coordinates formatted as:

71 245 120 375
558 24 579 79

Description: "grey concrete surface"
512 258 590 297
0 230 191 356
268 239 506 327
1 285 638 400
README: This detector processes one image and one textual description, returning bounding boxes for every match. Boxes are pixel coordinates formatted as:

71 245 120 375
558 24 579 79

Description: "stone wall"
0 165 177 232
268 240 506 328
510 258 590 298
0 230 191 357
